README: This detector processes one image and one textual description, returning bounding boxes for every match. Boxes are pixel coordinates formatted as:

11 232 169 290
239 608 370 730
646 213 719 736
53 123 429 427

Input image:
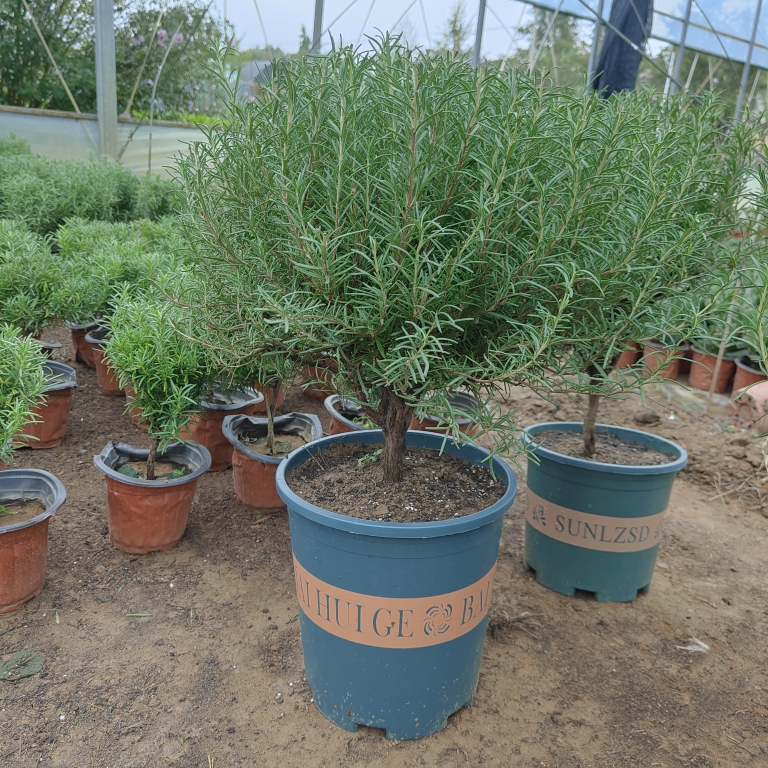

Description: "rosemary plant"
175 39 744 481
107 294 210 480
0 323 47 466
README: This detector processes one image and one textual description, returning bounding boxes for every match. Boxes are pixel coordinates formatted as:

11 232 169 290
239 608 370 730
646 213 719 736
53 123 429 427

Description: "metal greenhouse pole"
669 0 693 94
312 0 325 52
472 0 488 68
735 0 764 120
587 0 605 84
94 0 118 157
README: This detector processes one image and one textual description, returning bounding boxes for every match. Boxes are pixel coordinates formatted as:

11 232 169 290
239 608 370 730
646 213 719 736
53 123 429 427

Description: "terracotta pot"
732 357 768 394
409 391 482 436
0 469 66 613
324 395 369 435
15 362 77 450
678 341 693 375
615 342 641 369
124 385 147 431
302 360 338 401
251 384 285 414
688 346 736 393
222 413 322 512
93 441 211 554
178 388 264 472
85 327 125 397
641 341 680 380
66 321 99 368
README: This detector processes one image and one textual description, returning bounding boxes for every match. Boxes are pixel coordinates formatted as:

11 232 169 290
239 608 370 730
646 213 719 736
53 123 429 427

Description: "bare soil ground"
1 326 767 767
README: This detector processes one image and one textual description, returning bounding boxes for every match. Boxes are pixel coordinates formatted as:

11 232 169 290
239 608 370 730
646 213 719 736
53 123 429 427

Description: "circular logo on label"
423 603 453 636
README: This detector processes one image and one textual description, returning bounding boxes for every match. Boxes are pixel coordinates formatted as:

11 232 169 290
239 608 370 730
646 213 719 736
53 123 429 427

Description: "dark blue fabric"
592 0 653 96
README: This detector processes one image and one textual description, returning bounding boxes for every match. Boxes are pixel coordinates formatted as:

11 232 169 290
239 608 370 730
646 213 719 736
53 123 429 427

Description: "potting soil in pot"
242 433 307 456
0 500 47 524
288 442 505 522
536 430 671 466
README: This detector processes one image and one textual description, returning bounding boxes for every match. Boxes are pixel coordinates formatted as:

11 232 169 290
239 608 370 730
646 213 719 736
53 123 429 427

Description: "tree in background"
0 0 224 120
436 2 471 57
511 9 590 87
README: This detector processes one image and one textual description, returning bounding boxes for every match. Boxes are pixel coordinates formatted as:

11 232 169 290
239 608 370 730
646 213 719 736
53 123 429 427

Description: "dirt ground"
1 326 768 767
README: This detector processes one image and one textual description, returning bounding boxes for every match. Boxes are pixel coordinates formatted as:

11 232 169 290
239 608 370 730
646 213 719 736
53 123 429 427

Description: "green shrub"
0 134 31 156
133 175 181 220
0 323 47 466
0 220 62 334
177 40 741 480
107 293 210 479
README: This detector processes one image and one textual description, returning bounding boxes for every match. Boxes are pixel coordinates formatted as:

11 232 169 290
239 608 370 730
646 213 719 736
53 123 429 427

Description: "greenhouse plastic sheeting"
0 106 205 176
527 0 768 68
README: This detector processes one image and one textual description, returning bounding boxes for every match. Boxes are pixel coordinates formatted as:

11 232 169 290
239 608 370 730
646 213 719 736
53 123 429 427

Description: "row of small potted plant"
2 40 767 741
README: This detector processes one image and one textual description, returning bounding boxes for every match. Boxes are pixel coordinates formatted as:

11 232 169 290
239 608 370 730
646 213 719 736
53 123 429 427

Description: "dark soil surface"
0 500 47 525
287 443 505 522
1 325 768 766
538 430 673 466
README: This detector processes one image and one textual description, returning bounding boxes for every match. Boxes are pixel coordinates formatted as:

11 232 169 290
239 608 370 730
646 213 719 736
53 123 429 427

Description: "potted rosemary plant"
176 40 667 738
94 294 211 553
521 93 755 601
0 324 66 613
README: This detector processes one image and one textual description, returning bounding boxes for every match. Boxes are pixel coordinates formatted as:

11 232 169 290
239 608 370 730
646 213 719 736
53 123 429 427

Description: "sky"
221 0 768 68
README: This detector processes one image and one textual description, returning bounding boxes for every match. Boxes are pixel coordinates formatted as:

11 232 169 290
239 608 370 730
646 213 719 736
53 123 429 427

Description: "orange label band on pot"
292 556 495 649
526 490 668 553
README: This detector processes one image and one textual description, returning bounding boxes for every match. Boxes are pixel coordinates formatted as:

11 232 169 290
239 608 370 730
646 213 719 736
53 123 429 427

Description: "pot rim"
735 355 766 375
44 361 77 392
522 422 687 475
413 390 478 427
0 468 66 534
324 394 367 431
84 325 111 347
643 339 688 352
64 320 100 331
200 387 264 412
689 344 737 362
222 412 323 465
93 440 212 487
275 430 517 539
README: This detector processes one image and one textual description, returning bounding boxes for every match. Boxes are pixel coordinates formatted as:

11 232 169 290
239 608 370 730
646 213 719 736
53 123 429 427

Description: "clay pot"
302 360 338 401
324 395 369 435
65 321 99 368
641 341 681 380
732 357 768 394
0 468 66 613
688 345 736 393
678 341 693 375
85 326 125 397
178 388 264 472
615 342 641 369
409 391 482 436
222 413 322 512
15 362 77 450
93 441 211 554
251 384 285 414
124 385 147 431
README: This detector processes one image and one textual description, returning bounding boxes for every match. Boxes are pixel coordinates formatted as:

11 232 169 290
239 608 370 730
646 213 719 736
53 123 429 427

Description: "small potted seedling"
94 294 211 553
0 324 66 613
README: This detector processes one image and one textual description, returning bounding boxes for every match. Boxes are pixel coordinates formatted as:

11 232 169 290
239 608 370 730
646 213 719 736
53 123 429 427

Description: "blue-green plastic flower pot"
522 422 687 603
276 430 517 741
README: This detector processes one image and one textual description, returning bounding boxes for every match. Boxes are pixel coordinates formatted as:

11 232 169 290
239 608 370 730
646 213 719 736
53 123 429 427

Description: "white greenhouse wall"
0 105 205 176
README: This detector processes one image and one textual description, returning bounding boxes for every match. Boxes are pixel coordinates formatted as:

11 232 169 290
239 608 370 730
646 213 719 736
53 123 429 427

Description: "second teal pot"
522 422 687 603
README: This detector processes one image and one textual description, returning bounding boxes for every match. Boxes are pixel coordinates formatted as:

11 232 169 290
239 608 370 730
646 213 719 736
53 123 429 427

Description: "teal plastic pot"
522 422 687 602
276 430 517 741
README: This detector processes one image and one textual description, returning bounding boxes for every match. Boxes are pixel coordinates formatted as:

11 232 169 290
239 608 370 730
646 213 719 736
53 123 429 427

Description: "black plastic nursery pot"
93 441 211 554
275 430 517 741
222 413 322 511
522 422 687 603
0 469 66 613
